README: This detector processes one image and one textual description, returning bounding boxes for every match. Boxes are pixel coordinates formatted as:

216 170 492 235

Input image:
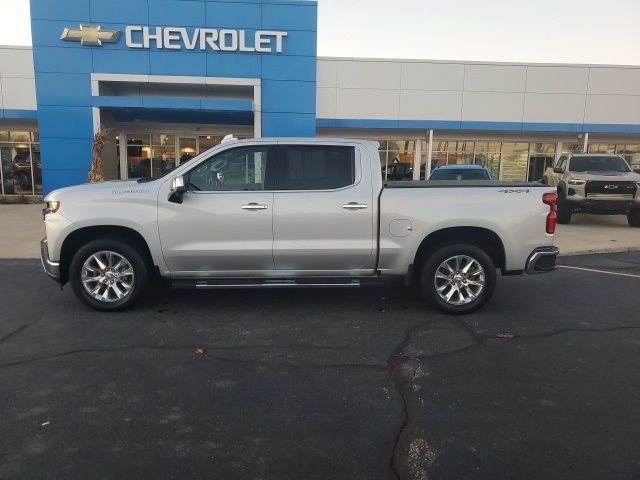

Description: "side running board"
171 278 376 289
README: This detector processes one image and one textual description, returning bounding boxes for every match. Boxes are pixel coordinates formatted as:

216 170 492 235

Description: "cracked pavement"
1 252 639 479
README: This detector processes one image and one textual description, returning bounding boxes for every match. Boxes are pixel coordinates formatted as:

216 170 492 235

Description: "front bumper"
40 238 60 282
525 246 559 274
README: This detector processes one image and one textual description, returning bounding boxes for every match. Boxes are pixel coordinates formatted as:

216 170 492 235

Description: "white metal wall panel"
523 93 586 123
584 94 640 124
316 59 337 88
336 60 402 90
399 90 462 121
400 62 464 91
462 92 524 122
0 47 36 112
1 77 37 110
336 88 399 119
525 66 589 94
587 67 640 95
316 87 336 118
463 64 527 93
0 47 35 78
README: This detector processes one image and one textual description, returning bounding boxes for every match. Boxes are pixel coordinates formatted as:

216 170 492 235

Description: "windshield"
429 168 490 180
569 156 630 173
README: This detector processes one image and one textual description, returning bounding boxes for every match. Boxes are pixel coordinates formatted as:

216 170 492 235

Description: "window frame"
271 144 360 192
183 145 275 193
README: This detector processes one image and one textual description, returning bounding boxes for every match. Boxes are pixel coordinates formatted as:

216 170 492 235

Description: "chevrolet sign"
61 24 288 53
61 25 120 46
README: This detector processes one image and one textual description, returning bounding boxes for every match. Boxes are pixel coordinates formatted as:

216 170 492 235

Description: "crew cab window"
187 146 269 191
275 145 355 190
556 156 567 172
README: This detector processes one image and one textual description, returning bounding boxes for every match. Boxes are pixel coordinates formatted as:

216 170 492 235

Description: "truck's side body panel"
378 184 556 273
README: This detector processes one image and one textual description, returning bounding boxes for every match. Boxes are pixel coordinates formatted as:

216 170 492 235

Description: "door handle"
342 202 368 210
241 203 268 211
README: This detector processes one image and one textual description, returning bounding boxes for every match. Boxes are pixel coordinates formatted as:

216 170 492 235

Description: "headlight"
43 201 60 215
568 178 586 186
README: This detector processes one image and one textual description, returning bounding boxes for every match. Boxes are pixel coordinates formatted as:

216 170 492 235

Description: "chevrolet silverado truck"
543 153 640 227
41 137 559 314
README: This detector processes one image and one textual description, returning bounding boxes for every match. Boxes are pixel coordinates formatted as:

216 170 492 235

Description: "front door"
158 145 275 276
272 143 375 274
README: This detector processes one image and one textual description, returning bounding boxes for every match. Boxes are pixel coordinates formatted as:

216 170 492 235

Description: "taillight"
543 192 557 234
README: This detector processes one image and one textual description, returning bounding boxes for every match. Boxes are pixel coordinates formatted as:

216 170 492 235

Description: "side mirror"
553 167 563 174
168 176 186 204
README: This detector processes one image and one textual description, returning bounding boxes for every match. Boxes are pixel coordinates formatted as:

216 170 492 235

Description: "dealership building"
1 0 640 196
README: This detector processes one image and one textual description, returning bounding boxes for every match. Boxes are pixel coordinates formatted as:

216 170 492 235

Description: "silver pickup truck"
41 137 559 314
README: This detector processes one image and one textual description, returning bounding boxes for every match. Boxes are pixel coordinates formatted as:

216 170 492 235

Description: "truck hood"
568 171 640 182
45 179 161 202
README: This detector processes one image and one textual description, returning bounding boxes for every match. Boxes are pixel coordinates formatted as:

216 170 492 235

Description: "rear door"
271 143 375 274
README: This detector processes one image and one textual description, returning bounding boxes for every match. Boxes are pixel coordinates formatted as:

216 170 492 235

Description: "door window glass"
275 146 355 190
188 146 268 192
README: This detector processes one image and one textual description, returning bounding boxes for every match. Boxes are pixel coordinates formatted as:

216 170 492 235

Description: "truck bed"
384 180 547 189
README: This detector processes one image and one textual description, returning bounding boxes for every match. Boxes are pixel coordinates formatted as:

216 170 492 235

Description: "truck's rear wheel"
419 244 496 315
628 210 640 228
69 238 148 311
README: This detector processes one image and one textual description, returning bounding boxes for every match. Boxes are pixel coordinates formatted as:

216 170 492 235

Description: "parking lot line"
558 265 640 279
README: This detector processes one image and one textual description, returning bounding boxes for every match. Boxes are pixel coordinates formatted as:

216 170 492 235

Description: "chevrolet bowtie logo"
60 25 121 46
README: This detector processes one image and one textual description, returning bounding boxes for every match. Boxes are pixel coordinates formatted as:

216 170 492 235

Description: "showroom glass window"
378 140 416 181
0 130 41 195
275 145 355 190
527 143 556 182
127 134 176 179
617 144 640 172
188 146 268 192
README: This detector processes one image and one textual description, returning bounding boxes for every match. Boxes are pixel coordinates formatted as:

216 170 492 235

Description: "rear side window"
275 145 355 190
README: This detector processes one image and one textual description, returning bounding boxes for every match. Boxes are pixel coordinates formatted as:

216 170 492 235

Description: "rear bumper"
566 198 639 214
40 238 60 282
525 246 559 274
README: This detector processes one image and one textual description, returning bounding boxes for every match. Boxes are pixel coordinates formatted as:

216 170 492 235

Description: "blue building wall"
29 0 318 194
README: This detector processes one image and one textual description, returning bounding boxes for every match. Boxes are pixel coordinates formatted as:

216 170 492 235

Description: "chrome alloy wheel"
434 255 485 306
81 251 135 303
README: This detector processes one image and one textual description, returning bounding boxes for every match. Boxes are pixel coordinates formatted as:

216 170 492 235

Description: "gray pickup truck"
41 137 559 314
544 153 640 226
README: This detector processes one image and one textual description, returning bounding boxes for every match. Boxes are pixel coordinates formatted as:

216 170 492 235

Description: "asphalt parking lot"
1 252 639 480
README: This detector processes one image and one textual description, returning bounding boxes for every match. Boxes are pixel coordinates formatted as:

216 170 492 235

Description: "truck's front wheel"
69 238 149 311
419 244 496 315
628 210 640 228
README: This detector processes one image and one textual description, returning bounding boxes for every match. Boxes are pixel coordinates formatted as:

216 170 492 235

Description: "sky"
1 0 639 65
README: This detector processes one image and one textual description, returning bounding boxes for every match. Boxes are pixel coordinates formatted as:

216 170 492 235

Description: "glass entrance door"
178 137 198 166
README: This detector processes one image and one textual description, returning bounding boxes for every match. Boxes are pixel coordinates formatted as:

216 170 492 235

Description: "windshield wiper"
137 177 155 183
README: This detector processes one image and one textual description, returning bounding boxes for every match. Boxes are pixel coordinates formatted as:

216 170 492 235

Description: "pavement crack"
486 325 640 341
0 325 29 344
0 343 387 371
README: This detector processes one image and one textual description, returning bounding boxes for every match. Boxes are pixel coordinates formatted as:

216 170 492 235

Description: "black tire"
628 210 640 228
419 244 497 315
69 238 149 312
557 193 572 224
